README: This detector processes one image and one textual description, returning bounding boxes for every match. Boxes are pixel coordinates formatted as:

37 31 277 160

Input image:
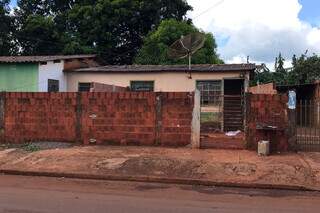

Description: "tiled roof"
65 64 256 73
0 55 96 63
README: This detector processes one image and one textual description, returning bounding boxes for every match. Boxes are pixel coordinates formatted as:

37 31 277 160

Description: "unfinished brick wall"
2 93 78 143
245 93 289 152
0 92 194 147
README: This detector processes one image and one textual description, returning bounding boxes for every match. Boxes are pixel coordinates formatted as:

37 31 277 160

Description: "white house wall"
66 71 251 92
38 61 67 92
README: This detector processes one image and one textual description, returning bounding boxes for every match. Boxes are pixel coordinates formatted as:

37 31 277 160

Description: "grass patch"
22 143 41 152
201 112 220 123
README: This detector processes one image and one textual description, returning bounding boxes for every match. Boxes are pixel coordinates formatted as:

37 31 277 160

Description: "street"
0 175 319 213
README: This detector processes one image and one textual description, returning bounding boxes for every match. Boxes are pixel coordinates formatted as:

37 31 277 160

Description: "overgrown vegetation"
252 53 320 86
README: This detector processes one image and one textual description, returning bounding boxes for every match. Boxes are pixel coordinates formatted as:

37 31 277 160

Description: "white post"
191 90 201 149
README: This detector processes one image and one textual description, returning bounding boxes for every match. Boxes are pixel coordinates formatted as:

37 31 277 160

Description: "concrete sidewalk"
0 145 320 190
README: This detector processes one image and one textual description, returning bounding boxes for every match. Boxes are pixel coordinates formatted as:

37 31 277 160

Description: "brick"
2 92 193 147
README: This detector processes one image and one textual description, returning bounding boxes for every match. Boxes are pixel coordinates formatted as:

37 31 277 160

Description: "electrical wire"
192 0 225 20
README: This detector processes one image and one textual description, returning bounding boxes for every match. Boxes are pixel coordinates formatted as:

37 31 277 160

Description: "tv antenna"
168 32 206 78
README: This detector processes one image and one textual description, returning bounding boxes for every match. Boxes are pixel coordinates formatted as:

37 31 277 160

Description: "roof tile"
65 64 256 73
0 55 96 63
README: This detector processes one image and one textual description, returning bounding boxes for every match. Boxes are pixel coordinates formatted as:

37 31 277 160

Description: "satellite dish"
168 32 206 71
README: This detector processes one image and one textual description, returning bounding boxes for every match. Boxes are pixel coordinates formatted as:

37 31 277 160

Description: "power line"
193 0 225 20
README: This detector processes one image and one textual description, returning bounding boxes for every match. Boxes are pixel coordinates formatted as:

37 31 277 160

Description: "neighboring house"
249 83 277 94
0 55 97 92
65 64 257 131
277 81 320 129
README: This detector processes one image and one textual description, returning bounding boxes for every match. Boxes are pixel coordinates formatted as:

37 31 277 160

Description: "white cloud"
187 0 320 68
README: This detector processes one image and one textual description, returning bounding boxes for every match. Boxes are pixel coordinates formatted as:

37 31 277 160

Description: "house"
65 64 256 92
0 55 98 92
65 64 257 131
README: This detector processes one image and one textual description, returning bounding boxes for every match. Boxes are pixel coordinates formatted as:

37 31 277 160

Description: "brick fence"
245 93 289 152
0 92 197 147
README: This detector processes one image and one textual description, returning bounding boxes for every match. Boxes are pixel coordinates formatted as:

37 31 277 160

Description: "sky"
187 0 320 68
9 0 320 68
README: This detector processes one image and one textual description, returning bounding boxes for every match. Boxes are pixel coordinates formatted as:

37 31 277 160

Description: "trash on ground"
225 130 242 137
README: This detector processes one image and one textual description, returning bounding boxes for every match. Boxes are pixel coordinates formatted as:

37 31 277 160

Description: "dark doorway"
223 79 245 131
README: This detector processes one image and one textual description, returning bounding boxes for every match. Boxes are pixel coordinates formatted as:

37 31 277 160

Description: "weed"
22 143 41 152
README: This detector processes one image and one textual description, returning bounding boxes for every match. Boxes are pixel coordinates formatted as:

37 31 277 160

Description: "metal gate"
296 100 320 151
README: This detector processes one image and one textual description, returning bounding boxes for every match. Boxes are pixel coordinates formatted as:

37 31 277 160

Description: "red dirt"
0 146 320 190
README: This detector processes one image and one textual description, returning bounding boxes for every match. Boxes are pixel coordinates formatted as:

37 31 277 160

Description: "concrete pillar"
0 92 5 143
75 92 82 143
191 90 201 149
155 93 163 146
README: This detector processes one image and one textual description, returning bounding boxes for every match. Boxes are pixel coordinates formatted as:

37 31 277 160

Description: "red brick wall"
160 93 194 146
3 93 78 143
0 92 194 147
245 94 289 152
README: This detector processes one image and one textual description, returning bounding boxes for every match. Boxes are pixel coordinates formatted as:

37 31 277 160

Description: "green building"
0 55 96 92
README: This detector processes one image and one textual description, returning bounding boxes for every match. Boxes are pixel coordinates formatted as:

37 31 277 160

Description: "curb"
0 169 318 192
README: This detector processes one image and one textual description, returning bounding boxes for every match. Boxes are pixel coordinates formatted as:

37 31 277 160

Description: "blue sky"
298 0 320 27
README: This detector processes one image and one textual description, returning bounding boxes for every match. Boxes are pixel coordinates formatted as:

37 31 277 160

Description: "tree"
273 53 289 85
14 0 76 55
0 0 15 55
290 54 320 84
134 19 223 65
13 0 192 62
67 0 192 64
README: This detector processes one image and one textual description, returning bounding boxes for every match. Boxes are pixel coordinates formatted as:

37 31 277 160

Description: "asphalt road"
0 175 320 213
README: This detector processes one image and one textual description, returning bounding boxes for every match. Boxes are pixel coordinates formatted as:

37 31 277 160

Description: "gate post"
191 90 201 149
155 93 163 146
75 92 82 144
288 91 297 151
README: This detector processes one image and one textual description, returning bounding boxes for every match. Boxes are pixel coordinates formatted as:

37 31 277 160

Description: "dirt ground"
0 144 320 190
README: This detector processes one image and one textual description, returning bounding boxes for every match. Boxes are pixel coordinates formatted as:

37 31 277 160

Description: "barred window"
130 81 154 92
78 82 92 92
196 80 222 106
48 79 59 92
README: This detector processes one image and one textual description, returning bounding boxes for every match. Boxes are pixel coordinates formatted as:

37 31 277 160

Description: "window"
196 80 222 106
53 60 61 63
78 82 92 92
48 79 59 92
130 81 154 92
40 62 47 65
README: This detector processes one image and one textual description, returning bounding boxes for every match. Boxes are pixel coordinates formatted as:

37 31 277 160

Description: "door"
223 79 245 131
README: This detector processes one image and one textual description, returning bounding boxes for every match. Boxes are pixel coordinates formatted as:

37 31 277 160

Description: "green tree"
67 0 192 64
68 0 191 64
134 19 223 65
273 53 289 85
14 0 76 55
16 15 64 55
290 54 320 84
0 0 15 55
13 0 192 63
